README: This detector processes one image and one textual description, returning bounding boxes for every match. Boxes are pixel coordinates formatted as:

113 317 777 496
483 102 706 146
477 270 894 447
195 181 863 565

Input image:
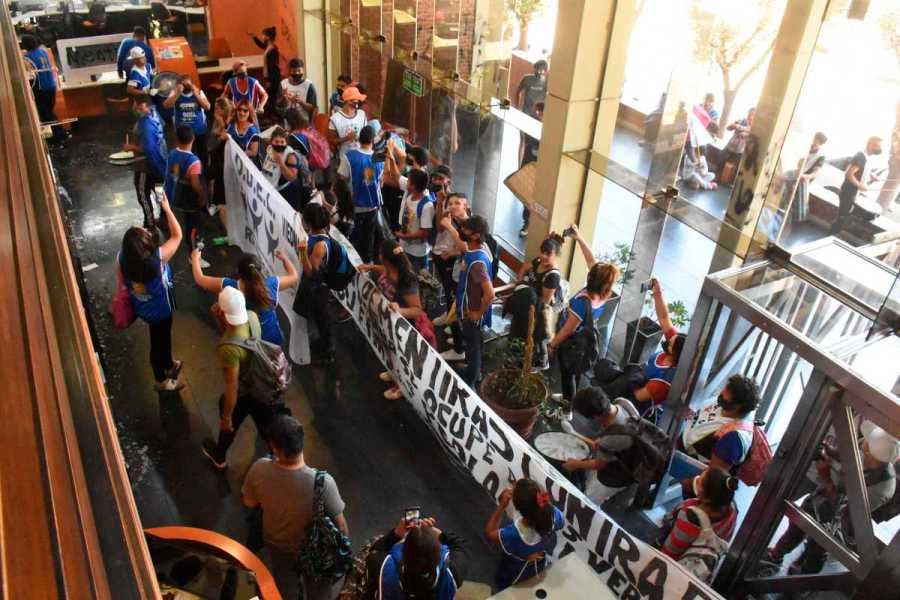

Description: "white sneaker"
433 312 449 326
443 326 453 336
440 349 466 362
154 378 185 392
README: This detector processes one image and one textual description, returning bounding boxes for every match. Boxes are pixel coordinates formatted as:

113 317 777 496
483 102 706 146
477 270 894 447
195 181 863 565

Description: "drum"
534 432 591 475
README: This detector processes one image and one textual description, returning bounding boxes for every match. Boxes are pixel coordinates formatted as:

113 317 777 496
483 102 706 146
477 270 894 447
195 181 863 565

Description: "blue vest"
127 65 153 93
121 249 173 323
164 148 200 207
307 233 331 266
228 75 261 106
379 542 456 600
138 110 167 178
174 93 207 134
228 122 260 150
25 47 55 91
346 149 383 210
644 350 675 385
455 247 493 328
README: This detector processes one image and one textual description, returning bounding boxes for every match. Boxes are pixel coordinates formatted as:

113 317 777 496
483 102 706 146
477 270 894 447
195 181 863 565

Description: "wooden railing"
0 6 159 598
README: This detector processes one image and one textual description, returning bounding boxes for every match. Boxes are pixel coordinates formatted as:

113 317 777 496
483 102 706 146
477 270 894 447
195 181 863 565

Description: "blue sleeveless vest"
456 247 493 328
379 541 456 600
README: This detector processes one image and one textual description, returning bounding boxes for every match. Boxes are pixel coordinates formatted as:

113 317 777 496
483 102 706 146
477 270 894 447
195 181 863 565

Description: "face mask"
871 148 883 156
271 144 286 153
291 73 305 83
428 182 444 194
459 231 471 243
717 393 738 412
237 71 248 79
182 84 192 92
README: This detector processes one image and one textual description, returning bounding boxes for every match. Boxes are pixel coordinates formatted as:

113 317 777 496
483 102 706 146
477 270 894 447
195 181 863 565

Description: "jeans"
134 170 163 228
406 253 428 273
211 394 284 462
461 319 483 388
147 316 174 382
432 253 457 310
522 205 530 229
351 209 378 264
831 190 857 235
268 547 345 600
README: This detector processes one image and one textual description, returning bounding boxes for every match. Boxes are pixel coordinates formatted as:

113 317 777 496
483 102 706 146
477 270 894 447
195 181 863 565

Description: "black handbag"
557 299 600 374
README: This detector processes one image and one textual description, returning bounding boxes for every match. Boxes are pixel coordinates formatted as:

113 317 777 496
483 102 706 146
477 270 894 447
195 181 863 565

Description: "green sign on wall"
402 68 427 97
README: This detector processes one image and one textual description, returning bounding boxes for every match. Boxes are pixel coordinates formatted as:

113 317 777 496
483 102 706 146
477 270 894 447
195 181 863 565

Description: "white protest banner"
223 138 310 364
222 137 721 598
328 231 723 600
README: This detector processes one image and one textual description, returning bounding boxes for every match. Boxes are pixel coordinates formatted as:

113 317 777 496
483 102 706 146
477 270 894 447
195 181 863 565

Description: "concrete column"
711 0 831 270
524 0 636 285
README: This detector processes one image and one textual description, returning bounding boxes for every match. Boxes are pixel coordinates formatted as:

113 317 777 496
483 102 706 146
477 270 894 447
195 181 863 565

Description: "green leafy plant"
507 0 546 50
597 242 636 286
539 394 570 424
667 300 691 329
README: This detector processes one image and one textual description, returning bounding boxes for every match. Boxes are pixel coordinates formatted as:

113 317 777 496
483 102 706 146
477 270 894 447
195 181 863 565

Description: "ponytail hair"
120 227 158 283
237 253 272 311
701 468 738 507
540 233 564 256
400 525 442 599
512 479 555 537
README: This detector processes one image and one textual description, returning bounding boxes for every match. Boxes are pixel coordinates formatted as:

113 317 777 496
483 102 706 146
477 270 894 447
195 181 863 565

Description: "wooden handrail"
146 527 283 600
0 5 159 598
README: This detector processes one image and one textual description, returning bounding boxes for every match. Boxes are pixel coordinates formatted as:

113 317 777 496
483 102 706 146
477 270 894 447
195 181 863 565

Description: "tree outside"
689 0 781 129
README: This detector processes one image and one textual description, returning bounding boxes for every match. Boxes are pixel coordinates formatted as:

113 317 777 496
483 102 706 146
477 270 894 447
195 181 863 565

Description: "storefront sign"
223 139 310 365
56 33 129 84
223 141 721 598
402 68 427 97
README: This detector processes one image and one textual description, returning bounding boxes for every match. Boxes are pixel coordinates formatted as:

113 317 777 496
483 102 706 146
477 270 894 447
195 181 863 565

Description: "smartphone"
153 184 165 202
562 226 576 237
404 506 420 526
640 279 653 294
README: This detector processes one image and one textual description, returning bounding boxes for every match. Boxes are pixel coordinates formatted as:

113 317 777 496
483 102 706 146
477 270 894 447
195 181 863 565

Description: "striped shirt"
661 499 737 560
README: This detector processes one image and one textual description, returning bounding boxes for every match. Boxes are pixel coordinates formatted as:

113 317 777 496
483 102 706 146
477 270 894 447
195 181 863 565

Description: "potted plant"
481 307 548 439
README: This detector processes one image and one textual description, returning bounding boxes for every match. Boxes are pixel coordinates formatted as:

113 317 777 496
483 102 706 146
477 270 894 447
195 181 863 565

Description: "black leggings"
134 170 162 228
147 316 174 382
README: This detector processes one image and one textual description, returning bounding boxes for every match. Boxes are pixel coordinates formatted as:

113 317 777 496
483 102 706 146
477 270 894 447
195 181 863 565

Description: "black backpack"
597 400 671 485
318 235 355 291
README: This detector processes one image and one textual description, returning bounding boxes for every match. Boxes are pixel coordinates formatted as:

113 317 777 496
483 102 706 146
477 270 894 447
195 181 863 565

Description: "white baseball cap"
862 420 900 464
218 286 248 326
129 46 146 59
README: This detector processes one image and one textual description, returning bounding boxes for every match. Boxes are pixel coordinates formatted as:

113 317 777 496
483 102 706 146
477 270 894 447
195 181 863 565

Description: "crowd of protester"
105 41 900 599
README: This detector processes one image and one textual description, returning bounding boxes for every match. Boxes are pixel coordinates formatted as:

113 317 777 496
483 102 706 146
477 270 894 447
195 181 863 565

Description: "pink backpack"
715 420 773 486
302 126 332 170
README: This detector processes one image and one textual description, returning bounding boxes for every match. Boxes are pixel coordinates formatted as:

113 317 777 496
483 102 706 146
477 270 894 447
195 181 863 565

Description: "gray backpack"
219 315 291 402
678 506 729 582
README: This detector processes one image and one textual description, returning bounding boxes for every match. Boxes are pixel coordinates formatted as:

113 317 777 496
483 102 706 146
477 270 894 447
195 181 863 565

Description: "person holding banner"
260 127 302 204
191 249 298 346
486 478 564 590
228 100 261 161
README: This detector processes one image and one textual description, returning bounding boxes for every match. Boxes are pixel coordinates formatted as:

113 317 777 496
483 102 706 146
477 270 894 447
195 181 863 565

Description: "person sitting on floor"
485 478 565 590
659 467 738 582
681 374 760 478
560 387 640 505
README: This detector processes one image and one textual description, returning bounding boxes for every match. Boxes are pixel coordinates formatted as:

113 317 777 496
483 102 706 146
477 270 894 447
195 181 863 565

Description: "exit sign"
402 68 426 97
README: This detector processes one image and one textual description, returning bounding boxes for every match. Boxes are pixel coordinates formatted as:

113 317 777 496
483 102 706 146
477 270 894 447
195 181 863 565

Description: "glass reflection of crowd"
102 36 900 598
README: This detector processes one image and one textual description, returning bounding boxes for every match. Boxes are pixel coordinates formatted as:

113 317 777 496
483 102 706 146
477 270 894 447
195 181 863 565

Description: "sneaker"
383 386 403 400
165 360 184 380
519 227 528 237
531 359 549 373
432 312 449 327
441 348 466 362
154 378 185 392
378 371 393 383
201 439 228 470
443 326 453 336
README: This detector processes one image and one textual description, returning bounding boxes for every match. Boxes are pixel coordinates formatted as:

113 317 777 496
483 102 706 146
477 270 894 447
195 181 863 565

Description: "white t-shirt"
399 193 435 257
329 108 367 156
281 78 314 122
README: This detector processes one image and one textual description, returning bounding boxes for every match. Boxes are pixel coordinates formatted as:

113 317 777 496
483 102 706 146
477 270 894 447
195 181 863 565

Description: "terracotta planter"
480 369 548 439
